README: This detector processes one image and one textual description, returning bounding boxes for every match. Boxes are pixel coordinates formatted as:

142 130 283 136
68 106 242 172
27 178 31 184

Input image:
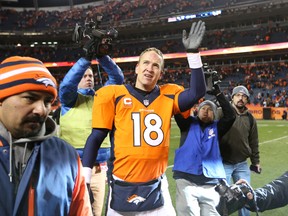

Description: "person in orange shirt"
82 20 207 215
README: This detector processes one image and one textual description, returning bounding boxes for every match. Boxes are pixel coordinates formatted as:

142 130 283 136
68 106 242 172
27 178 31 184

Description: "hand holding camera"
215 179 254 216
203 64 221 93
250 164 262 174
207 84 221 96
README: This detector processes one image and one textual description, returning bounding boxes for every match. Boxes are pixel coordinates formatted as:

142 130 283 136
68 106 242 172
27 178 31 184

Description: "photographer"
236 171 288 212
59 22 124 216
173 84 236 216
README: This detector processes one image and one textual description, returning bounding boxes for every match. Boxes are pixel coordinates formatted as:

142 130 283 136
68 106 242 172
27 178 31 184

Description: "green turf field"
166 119 288 216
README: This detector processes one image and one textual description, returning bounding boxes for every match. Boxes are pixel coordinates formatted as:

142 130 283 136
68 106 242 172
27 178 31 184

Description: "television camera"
215 179 256 216
72 15 118 57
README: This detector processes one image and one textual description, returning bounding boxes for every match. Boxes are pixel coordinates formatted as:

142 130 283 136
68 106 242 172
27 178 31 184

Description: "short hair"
138 47 164 70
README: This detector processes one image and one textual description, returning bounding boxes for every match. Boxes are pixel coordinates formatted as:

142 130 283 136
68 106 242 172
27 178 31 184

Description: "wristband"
187 52 203 69
83 167 92 184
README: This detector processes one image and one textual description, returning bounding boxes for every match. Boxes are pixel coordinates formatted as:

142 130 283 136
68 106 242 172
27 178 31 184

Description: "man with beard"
220 85 261 216
0 56 92 215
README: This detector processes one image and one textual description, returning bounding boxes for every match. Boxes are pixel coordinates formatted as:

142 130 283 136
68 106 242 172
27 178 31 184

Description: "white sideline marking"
259 135 288 145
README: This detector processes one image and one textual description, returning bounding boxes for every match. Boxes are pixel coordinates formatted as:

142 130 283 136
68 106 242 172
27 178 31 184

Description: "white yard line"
259 135 288 145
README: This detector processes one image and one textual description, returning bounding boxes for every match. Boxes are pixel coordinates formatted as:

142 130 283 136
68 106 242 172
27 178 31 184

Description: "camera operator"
59 27 124 215
173 84 236 216
236 171 288 212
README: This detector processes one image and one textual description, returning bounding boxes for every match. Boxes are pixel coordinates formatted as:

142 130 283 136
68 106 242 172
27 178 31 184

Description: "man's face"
0 91 54 139
135 50 163 92
232 93 248 110
198 105 214 123
78 68 94 89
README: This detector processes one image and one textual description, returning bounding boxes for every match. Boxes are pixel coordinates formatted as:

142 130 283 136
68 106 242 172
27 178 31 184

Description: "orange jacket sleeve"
69 156 93 216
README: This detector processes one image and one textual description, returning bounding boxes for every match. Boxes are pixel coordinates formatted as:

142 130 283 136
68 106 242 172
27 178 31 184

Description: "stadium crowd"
0 0 257 30
0 0 287 109
1 0 288 61
47 60 288 109
1 1 288 215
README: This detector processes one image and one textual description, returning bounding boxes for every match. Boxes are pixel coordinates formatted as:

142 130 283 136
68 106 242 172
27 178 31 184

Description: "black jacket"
247 171 288 212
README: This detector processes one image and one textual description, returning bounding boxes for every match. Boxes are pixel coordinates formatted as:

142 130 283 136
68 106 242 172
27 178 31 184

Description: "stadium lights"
168 10 222 23
43 42 288 68
0 32 16 35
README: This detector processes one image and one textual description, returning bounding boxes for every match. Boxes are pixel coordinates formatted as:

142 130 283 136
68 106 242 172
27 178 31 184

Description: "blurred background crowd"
1 0 288 107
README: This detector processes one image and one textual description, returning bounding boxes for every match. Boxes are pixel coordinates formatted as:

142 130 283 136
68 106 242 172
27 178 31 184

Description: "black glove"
207 84 221 96
83 38 100 61
83 38 108 60
86 183 94 205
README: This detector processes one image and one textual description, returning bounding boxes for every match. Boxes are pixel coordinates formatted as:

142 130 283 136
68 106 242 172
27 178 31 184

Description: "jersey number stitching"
132 113 164 147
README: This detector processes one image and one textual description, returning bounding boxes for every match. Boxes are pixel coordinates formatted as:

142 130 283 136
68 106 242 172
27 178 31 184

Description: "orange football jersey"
92 84 189 183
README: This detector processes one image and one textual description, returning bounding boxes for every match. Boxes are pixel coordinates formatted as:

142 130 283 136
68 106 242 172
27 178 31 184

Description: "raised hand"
182 20 206 51
83 38 98 61
207 84 221 96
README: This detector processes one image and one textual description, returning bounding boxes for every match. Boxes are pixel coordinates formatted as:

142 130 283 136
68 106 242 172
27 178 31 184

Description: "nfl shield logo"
143 99 149 106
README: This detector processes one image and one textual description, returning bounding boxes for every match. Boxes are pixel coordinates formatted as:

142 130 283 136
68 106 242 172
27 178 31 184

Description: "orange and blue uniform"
82 67 206 182
91 84 187 182
82 64 206 213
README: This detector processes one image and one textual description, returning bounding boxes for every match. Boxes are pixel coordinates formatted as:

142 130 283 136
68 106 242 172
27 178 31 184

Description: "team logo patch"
143 99 149 106
36 78 56 88
208 128 216 139
127 194 146 205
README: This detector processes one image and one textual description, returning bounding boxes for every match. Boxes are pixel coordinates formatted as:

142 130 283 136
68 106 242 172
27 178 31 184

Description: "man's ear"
135 63 139 74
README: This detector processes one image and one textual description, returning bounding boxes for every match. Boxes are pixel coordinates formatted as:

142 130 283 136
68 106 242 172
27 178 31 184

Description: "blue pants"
223 161 250 216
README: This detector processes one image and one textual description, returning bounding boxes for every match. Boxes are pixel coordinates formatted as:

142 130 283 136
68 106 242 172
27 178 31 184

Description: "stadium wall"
247 105 287 120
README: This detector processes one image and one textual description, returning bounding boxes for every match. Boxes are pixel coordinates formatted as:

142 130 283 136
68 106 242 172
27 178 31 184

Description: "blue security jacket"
173 118 226 179
59 56 123 162
60 56 123 115
0 118 90 216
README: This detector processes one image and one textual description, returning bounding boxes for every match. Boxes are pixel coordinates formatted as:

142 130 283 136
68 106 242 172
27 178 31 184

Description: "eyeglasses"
234 93 248 100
